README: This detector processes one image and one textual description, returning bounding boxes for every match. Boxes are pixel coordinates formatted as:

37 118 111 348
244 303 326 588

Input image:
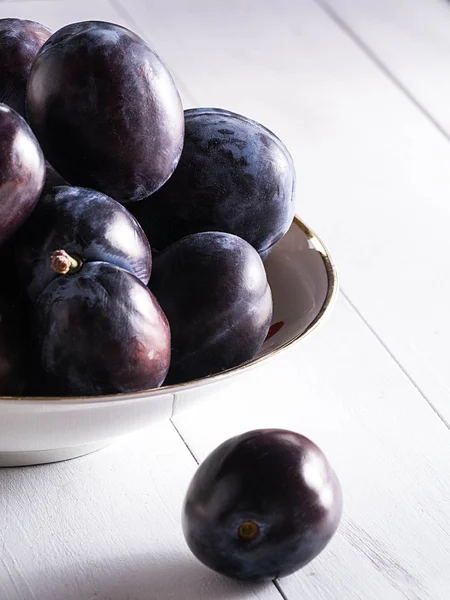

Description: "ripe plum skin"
182 429 343 581
15 185 152 302
0 18 51 116
0 103 45 248
129 107 295 254
27 21 184 202
150 232 272 385
35 262 171 396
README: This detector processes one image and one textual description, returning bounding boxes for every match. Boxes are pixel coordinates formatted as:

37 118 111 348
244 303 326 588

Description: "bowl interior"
259 216 336 356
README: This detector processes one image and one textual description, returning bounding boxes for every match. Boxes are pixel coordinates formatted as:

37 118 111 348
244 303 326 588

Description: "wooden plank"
317 0 450 135
117 0 450 424
173 296 450 600
0 422 281 600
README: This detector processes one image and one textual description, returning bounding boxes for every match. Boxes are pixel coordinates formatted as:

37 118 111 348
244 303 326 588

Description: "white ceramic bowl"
0 216 338 466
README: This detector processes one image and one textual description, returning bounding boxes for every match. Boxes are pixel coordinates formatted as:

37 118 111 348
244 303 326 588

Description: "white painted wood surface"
0 0 449 599
321 0 450 134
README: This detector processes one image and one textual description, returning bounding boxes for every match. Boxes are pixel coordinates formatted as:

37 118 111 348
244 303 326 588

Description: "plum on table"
129 107 295 256
150 231 272 384
182 429 343 581
27 21 184 203
0 103 45 248
15 185 152 302
0 18 51 116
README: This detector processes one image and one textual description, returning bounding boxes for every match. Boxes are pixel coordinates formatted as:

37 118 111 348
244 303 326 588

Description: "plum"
129 108 295 255
182 429 342 581
149 232 272 384
15 185 152 302
35 261 170 396
0 103 45 248
27 21 184 203
0 18 51 116
0 293 29 395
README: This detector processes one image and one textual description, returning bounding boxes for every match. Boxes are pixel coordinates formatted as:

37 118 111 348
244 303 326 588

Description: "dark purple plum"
0 103 45 248
0 18 51 116
182 429 342 581
150 232 272 385
27 21 184 202
0 293 29 395
129 108 295 255
35 261 171 396
15 185 152 302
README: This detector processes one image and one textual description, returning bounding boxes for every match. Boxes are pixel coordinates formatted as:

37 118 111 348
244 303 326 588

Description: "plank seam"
169 417 200 465
273 580 290 599
312 0 450 146
308 0 450 430
341 289 450 429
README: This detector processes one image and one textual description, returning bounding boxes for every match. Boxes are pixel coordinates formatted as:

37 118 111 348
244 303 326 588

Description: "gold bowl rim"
0 215 338 404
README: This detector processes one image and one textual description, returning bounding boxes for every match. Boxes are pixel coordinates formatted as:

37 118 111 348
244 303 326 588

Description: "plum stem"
238 520 260 541
50 249 82 274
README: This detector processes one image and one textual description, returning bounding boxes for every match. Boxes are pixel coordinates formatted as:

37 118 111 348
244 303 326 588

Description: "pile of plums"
0 18 343 583
0 17 296 397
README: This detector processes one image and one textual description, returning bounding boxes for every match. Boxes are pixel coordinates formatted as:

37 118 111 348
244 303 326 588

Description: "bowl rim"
1 215 338 405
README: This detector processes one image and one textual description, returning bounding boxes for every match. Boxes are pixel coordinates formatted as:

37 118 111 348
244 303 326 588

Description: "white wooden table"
1 0 449 598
